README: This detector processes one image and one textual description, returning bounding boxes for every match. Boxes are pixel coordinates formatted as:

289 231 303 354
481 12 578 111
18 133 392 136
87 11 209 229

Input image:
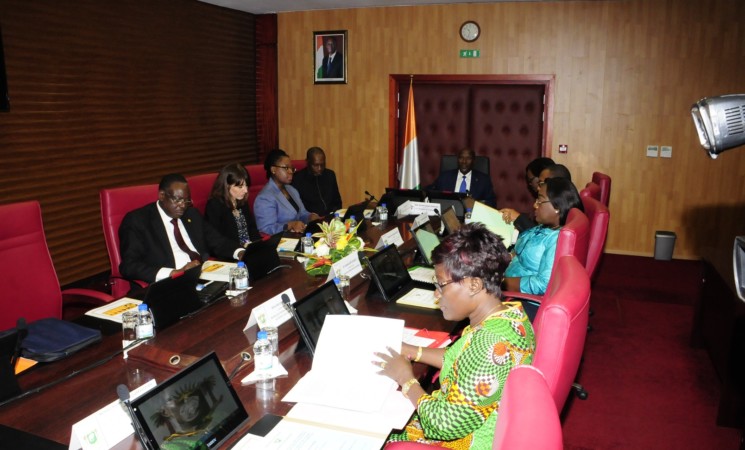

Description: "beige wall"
277 0 745 259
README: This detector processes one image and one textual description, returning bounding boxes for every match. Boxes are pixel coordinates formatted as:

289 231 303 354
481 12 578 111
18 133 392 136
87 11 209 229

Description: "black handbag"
22 318 102 363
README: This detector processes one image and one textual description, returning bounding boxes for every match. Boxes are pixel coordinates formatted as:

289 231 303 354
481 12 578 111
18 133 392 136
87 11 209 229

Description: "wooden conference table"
0 218 452 449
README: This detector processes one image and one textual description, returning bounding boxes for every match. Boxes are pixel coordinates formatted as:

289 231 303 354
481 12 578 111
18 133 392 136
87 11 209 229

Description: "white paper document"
282 315 404 413
200 260 236 282
85 298 142 323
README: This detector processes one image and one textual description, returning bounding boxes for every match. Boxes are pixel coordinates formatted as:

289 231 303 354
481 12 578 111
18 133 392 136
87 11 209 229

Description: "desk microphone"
117 384 154 450
365 190 379 203
433 208 445 235
281 293 315 357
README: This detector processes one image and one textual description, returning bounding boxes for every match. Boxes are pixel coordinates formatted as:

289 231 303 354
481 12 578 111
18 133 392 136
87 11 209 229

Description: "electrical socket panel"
660 146 672 158
646 145 659 157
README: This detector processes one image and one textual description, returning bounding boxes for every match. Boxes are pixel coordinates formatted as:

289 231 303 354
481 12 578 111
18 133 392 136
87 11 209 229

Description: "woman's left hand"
373 347 414 386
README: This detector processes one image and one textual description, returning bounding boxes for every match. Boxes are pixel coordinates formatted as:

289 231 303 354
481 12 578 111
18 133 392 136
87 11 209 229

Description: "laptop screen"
441 205 462 235
130 352 249 450
145 266 203 330
367 245 412 301
292 281 350 355
411 222 440 266
241 232 283 281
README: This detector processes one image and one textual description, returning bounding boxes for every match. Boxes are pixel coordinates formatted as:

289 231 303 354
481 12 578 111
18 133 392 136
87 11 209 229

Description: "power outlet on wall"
646 145 659 157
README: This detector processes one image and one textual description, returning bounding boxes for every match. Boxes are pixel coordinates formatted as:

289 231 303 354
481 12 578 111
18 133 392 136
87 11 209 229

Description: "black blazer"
119 202 238 283
204 198 261 246
291 168 343 216
321 53 344 78
429 169 497 207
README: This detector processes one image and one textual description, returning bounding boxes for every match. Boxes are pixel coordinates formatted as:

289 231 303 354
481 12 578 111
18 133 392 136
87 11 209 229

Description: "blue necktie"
459 175 467 193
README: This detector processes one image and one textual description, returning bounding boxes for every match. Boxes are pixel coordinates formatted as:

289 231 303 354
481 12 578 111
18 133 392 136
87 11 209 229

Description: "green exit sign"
459 49 480 58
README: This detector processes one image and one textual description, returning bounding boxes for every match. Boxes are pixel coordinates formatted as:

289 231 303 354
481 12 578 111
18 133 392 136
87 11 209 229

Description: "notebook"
144 266 205 331
240 232 283 281
290 281 351 357
409 220 441 267
129 352 249 450
441 205 462 235
365 245 437 309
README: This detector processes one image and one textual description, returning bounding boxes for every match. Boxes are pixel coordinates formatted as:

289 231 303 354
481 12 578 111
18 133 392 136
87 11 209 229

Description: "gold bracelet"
414 346 423 362
401 378 420 396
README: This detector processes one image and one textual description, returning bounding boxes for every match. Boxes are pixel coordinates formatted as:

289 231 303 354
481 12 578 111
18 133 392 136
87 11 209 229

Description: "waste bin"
654 231 676 261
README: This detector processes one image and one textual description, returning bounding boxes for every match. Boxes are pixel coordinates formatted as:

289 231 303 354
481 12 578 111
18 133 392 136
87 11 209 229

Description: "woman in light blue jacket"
254 149 320 235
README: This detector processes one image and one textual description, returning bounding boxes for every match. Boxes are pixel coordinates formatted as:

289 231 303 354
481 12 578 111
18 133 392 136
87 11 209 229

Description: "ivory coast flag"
399 84 420 189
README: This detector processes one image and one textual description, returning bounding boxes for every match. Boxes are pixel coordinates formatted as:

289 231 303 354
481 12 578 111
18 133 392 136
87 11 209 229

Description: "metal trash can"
654 231 676 261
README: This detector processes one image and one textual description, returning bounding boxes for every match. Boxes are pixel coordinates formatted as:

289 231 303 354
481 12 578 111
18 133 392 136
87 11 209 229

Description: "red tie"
171 218 201 262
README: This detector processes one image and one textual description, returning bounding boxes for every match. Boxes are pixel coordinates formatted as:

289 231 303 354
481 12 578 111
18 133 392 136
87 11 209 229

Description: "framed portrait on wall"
314 30 347 84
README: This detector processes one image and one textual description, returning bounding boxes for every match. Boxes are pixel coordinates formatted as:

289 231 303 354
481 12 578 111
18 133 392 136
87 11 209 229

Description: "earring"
555 210 560 214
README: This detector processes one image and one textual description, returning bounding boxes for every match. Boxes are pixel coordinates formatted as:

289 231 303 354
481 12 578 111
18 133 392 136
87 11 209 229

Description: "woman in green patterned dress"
375 223 536 450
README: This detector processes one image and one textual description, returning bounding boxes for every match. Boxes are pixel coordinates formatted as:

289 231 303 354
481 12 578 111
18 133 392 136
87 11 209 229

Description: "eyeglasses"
165 193 193 206
273 165 296 173
534 198 551 206
432 276 457 293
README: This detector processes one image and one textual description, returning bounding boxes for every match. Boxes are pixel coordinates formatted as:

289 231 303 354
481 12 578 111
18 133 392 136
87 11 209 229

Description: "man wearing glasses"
119 173 244 286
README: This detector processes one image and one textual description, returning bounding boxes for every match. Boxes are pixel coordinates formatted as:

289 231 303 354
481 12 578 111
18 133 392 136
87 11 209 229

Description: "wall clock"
460 20 480 43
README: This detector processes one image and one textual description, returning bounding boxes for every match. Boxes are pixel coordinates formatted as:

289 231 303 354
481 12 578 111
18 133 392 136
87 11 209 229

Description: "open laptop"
426 190 467 218
441 205 462 235
341 199 371 232
408 220 441 267
144 266 205 331
381 187 426 216
130 351 249 450
290 281 351 357
365 245 437 309
240 232 283 281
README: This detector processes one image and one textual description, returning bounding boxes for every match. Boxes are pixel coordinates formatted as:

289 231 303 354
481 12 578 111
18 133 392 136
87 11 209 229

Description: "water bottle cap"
333 277 340 285
138 304 148 311
350 215 356 220
257 330 267 339
466 208 472 212
305 232 311 237
334 212 340 217
381 203 386 207
237 261 246 268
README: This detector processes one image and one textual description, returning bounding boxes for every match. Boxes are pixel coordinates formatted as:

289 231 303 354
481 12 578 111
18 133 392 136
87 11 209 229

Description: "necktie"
171 218 201 262
327 57 332 73
459 175 467 193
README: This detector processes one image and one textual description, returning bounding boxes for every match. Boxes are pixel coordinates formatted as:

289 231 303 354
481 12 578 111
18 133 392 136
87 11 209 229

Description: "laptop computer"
365 245 437 309
240 232 283 281
381 187 426 216
426 190 467 218
408 220 441 267
441 205 462 235
129 351 249 450
0 325 23 402
290 281 351 357
144 266 205 331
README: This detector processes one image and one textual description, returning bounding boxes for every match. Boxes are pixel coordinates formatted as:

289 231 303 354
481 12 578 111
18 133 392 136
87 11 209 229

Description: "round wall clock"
460 20 480 43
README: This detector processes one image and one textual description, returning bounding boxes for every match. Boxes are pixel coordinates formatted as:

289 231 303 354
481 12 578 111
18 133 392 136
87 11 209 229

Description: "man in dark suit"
321 36 344 79
291 146 342 216
429 148 497 207
119 173 244 284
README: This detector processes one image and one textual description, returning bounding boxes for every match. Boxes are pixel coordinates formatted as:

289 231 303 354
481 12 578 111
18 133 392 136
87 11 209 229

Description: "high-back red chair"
581 182 601 202
186 172 217 215
383 365 562 450
532 254 591 410
100 184 158 298
0 201 113 330
580 195 610 281
591 171 611 207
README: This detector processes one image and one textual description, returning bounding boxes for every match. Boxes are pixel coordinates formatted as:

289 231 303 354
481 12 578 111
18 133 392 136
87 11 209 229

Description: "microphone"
117 384 154 450
432 209 445 235
228 351 253 381
365 190 379 203
282 293 315 357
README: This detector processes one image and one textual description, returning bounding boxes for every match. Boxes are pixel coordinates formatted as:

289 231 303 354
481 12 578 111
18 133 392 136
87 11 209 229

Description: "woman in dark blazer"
205 163 261 247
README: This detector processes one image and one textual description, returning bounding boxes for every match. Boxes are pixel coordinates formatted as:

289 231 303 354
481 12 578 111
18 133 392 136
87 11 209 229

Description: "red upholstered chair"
580 182 601 202
100 184 158 298
580 195 610 282
383 365 562 450
186 172 217 215
591 171 611 207
531 254 591 410
0 201 114 330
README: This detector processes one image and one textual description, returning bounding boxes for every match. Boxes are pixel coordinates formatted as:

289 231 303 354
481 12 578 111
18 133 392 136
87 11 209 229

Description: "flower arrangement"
302 219 369 276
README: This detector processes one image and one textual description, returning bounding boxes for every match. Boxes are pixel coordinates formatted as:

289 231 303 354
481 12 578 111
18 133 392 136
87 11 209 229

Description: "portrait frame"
314 30 348 84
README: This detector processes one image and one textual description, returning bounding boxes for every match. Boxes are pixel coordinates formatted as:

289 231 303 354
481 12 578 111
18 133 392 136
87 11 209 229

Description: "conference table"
0 217 453 449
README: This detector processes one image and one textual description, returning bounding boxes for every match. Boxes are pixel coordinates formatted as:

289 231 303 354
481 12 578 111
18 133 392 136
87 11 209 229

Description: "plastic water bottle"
302 232 314 255
135 304 155 339
346 215 357 231
378 203 388 222
230 261 249 292
254 330 273 379
465 208 473 224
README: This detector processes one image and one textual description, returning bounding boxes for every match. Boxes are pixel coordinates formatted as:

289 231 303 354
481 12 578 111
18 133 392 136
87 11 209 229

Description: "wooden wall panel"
0 0 258 284
277 0 745 259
